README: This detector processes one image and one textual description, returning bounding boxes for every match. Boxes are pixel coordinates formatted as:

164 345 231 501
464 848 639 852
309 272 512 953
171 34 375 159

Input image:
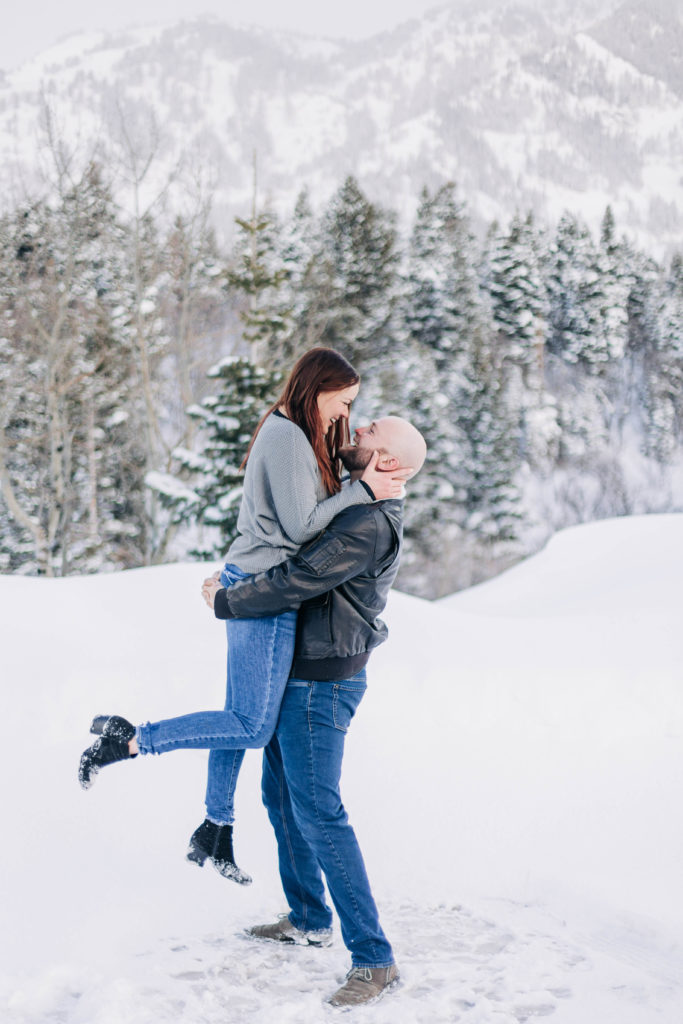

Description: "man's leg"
260 730 333 934
274 674 394 970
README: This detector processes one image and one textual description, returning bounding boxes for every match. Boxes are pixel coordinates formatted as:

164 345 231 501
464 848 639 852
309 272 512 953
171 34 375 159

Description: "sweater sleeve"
264 422 373 545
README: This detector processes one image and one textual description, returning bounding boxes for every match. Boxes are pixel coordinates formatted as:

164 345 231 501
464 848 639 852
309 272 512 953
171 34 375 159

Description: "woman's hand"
201 572 221 609
360 450 412 500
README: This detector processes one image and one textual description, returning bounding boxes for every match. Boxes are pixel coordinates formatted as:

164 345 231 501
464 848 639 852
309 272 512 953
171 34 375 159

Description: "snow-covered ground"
1 514 681 1022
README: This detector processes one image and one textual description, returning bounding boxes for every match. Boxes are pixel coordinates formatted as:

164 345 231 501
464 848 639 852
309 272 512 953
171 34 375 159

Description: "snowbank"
1 514 681 1022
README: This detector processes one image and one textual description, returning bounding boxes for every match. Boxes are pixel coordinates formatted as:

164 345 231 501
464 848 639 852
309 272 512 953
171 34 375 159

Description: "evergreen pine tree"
227 206 291 366
487 212 549 384
315 176 398 369
159 210 228 448
276 189 328 364
403 183 482 367
0 165 147 575
547 212 602 368
395 184 523 592
149 357 283 558
643 253 683 461
457 325 523 546
548 210 630 374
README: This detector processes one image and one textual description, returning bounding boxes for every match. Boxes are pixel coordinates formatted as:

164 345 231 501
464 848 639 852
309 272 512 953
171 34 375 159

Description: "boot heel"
186 844 208 867
186 819 219 870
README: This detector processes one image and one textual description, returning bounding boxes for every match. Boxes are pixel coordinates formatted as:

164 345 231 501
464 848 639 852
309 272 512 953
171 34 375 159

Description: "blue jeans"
261 671 394 969
137 564 297 824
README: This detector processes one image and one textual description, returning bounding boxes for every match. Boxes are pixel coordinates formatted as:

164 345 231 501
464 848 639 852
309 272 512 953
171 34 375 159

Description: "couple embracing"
79 347 426 1008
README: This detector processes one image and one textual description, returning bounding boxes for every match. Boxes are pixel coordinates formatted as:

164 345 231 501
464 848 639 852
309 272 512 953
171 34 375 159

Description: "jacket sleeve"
214 510 379 620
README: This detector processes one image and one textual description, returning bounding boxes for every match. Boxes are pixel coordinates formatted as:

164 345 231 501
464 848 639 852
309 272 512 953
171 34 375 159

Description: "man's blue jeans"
137 564 297 824
261 671 394 969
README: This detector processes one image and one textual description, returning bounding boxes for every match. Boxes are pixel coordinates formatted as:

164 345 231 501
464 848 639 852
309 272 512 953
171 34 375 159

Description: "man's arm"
213 507 382 620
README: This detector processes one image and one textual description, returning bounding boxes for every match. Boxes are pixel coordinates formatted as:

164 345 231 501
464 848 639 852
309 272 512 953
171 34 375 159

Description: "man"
202 415 426 1008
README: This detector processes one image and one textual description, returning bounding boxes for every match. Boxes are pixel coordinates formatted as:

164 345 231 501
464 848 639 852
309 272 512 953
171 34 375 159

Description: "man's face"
339 420 393 471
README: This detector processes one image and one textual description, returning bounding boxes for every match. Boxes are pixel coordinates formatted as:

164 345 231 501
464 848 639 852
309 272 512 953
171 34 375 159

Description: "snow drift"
1 513 681 1022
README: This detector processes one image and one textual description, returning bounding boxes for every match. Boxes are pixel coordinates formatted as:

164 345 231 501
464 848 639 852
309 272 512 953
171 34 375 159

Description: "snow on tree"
0 164 148 575
403 183 482 368
159 209 229 451
642 253 683 462
227 201 291 367
275 189 330 365
314 176 398 370
457 325 524 546
149 356 283 559
392 185 525 593
487 212 549 383
547 213 605 371
485 212 561 469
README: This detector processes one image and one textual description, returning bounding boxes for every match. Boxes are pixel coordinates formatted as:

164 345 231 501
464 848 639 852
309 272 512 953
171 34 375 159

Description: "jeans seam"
223 753 241 825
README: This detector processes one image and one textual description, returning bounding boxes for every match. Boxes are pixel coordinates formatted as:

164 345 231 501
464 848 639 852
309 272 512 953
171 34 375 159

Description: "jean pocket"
332 683 366 733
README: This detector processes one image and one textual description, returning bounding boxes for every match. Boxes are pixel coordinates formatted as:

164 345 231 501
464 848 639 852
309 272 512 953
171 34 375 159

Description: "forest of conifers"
1 164 681 596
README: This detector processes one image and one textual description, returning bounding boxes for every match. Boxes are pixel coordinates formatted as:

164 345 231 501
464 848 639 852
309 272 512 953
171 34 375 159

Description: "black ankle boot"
90 715 136 742
187 819 252 886
79 716 137 790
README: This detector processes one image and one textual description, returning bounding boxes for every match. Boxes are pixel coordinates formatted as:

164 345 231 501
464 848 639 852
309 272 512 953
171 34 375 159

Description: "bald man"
203 416 426 1008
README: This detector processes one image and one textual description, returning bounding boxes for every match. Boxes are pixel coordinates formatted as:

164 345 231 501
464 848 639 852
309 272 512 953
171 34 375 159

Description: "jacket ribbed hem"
290 651 370 682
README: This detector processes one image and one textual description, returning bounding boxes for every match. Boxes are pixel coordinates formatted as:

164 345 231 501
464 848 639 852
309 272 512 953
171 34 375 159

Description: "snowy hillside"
2 0 683 252
1 513 682 1022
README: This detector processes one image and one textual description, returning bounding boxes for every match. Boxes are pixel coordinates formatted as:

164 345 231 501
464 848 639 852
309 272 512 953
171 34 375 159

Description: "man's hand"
201 571 222 610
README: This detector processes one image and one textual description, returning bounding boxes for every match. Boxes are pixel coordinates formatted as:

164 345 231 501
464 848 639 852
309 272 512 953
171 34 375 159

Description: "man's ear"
377 453 399 471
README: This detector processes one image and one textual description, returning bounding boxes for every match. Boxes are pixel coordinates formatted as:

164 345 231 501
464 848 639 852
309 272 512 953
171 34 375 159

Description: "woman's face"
317 383 360 434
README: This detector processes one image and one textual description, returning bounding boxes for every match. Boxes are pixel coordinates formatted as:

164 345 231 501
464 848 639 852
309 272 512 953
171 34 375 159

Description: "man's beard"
338 444 373 472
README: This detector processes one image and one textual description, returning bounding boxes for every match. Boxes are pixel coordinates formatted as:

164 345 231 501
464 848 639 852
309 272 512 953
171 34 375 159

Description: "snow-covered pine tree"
387 338 463 596
548 210 630 375
227 205 291 367
159 209 228 449
0 165 147 575
484 212 563 468
457 324 523 548
595 205 630 364
391 183 483 592
395 183 523 593
315 176 398 371
70 169 149 573
547 213 605 371
643 253 683 461
276 189 329 365
403 183 482 369
487 212 549 385
150 356 283 559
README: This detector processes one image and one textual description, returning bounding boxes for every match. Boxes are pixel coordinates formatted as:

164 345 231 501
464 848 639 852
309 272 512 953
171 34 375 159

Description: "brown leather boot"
327 964 400 1007
246 914 332 946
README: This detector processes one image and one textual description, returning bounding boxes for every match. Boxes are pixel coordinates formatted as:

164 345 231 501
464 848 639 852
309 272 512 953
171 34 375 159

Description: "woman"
79 348 403 883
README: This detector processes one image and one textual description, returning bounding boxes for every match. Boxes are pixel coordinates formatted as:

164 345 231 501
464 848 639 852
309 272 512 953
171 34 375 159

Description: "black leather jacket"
214 498 403 681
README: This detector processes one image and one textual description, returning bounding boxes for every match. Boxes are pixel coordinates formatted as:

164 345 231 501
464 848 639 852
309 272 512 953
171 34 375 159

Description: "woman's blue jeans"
261 671 394 969
136 564 297 824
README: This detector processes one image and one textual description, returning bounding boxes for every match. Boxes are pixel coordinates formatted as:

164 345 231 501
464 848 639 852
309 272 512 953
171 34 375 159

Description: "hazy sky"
1 1 449 71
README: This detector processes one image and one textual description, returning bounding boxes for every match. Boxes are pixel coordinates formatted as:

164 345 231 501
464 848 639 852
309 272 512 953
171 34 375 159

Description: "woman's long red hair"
241 348 359 494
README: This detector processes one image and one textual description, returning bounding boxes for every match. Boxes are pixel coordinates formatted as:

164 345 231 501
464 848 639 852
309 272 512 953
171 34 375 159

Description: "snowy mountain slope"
1 0 682 253
1 514 682 1021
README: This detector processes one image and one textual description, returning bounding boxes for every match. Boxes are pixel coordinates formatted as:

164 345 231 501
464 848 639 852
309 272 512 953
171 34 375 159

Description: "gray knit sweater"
226 411 372 573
